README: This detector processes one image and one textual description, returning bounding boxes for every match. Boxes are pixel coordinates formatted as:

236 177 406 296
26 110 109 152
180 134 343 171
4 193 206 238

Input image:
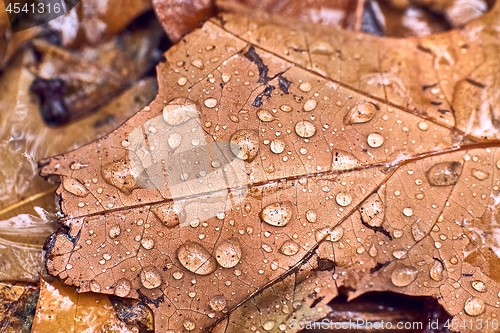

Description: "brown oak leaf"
41 3 500 332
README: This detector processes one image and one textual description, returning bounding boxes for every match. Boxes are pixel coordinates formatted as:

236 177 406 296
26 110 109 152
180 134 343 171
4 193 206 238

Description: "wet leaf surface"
31 277 139 332
40 1 500 332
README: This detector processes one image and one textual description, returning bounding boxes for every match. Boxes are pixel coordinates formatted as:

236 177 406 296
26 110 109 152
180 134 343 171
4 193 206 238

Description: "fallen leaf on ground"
0 281 38 333
30 20 163 126
41 2 500 333
48 0 152 47
31 277 138 332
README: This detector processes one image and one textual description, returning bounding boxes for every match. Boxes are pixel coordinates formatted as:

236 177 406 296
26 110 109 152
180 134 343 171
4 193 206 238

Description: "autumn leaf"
40 2 500 333
31 277 139 332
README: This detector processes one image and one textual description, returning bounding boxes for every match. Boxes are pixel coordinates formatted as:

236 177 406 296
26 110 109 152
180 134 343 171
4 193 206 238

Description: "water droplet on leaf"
163 98 198 126
464 297 485 316
429 261 443 281
359 193 385 227
177 241 217 275
343 102 377 125
230 129 259 162
367 133 384 148
426 162 463 186
280 240 299 256
114 278 131 297
101 159 138 195
62 176 89 197
140 266 162 289
391 264 418 287
259 201 293 227
295 120 316 138
215 238 242 268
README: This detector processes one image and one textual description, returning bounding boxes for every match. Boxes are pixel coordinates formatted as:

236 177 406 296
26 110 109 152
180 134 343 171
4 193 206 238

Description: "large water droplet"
183 320 196 331
215 238 242 268
114 278 131 297
471 280 486 293
359 193 385 227
280 240 299 256
336 192 352 207
259 201 293 227
101 159 138 195
332 149 362 170
163 98 198 126
262 320 276 331
464 297 485 316
471 169 490 181
177 241 217 275
141 238 155 250
295 121 316 138
209 295 227 312
168 133 183 149
425 162 463 186
257 109 275 122
303 99 317 112
305 210 317 223
140 266 162 289
270 139 285 154
367 133 384 148
89 280 101 292
391 264 418 287
230 129 259 162
62 176 89 197
151 203 183 228
429 260 443 281
343 102 377 125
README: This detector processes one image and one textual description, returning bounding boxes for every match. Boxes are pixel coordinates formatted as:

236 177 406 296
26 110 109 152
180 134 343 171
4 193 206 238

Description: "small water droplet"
114 278 131 297
392 249 407 259
172 271 184 279
209 295 227 312
343 102 377 125
222 73 231 83
393 229 403 238
259 201 293 227
471 169 490 181
305 210 317 223
411 225 425 241
167 133 183 149
391 264 418 287
429 260 444 281
151 203 182 228
191 59 204 69
89 280 101 292
230 129 259 162
280 104 293 112
262 320 276 331
299 82 312 92
204 98 218 108
336 192 352 206
403 207 413 217
368 245 378 257
177 241 217 275
303 99 317 112
332 149 362 170
215 238 242 268
177 77 188 86
101 159 138 195
257 109 275 122
62 176 89 197
359 193 385 227
183 320 196 331
425 162 463 186
280 240 299 256
270 139 285 154
141 238 155 250
471 281 486 293
163 98 198 126
140 266 162 289
109 225 121 239
418 121 429 131
464 297 485 316
295 120 316 138
367 133 384 148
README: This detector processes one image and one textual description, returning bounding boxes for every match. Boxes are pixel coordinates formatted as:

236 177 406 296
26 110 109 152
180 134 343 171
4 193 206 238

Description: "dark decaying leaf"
40 2 500 333
0 282 38 333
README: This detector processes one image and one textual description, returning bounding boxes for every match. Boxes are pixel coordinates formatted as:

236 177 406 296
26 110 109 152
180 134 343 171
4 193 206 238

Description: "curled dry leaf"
41 2 500 332
31 277 138 332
